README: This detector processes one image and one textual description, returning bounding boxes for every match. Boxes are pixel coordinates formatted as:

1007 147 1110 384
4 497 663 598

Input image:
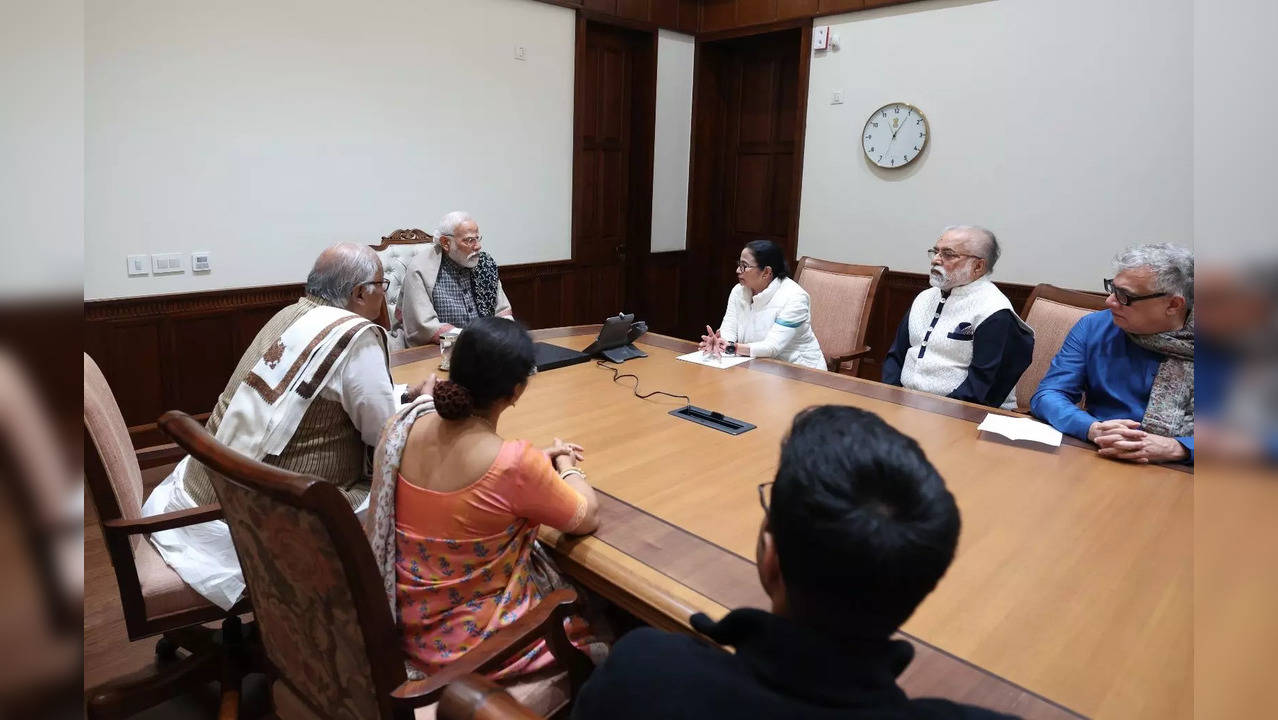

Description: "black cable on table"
594 360 691 407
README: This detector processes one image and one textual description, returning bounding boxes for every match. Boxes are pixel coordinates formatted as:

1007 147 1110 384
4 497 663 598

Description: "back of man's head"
305 243 379 308
769 406 961 636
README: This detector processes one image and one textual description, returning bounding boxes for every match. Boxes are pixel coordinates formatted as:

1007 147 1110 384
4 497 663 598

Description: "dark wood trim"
1020 283 1108 318
695 14 811 42
370 228 432 252
790 18 813 260
85 283 306 321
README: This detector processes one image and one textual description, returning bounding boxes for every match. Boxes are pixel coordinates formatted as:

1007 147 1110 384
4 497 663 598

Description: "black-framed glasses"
926 248 981 262
362 279 391 292
758 481 774 515
1103 278 1166 306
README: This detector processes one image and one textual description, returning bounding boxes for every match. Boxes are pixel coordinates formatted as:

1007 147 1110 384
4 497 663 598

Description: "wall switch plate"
151 252 184 274
127 254 149 276
830 90 844 105
813 25 830 51
514 45 527 61
191 251 211 272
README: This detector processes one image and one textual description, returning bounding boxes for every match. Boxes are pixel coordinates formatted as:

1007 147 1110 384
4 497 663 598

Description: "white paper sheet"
676 351 752 370
977 414 1064 447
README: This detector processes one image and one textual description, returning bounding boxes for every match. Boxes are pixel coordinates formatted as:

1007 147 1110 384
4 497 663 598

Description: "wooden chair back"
793 257 886 374
1016 284 1109 412
373 229 433 326
158 410 403 720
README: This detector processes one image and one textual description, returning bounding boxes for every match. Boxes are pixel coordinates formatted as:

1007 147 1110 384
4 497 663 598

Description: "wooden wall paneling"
584 0 616 12
699 0 736 31
616 0 650 21
817 0 865 13
652 0 679 26
736 0 777 27
788 18 812 259
639 251 686 336
676 0 699 32
162 313 238 417
779 0 821 19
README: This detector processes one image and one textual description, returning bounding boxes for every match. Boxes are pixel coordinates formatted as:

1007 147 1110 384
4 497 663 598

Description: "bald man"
882 226 1034 410
141 243 430 610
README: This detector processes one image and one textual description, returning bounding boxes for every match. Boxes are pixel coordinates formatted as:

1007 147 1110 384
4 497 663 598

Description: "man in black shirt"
572 406 1018 720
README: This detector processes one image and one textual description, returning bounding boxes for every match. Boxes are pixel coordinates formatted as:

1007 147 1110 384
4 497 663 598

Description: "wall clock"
862 103 928 168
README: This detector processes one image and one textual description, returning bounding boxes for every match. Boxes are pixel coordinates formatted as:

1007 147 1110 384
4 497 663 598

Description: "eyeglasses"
444 234 483 248
736 261 759 271
362 279 391 292
927 248 981 262
1103 278 1167 306
758 481 774 515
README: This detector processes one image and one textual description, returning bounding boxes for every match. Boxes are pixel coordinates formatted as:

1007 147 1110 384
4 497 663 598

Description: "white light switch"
514 45 527 61
191 251 211 272
151 252 184 274
830 90 844 105
813 25 830 51
127 254 149 276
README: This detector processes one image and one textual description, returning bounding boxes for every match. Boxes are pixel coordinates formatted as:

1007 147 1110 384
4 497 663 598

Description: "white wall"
85 0 575 300
650 30 695 253
799 0 1194 290
1193 0 1276 266
1 0 84 300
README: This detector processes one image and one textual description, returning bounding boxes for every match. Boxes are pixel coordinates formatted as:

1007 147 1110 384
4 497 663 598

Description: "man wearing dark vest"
141 243 430 609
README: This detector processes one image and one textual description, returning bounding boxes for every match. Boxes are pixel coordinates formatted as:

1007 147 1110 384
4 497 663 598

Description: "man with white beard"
392 211 514 347
881 226 1034 410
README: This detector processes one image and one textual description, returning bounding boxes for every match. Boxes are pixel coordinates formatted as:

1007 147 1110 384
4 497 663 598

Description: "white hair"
435 211 475 245
304 243 379 308
942 225 1000 272
1113 243 1195 304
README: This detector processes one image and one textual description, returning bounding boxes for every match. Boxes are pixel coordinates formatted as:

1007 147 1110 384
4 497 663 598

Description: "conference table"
390 327 1191 720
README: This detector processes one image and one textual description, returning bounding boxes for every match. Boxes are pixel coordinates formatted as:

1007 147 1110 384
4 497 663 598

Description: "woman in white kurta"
699 240 825 370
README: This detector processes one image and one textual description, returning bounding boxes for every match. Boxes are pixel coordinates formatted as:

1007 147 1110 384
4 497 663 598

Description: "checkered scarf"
1127 309 1195 437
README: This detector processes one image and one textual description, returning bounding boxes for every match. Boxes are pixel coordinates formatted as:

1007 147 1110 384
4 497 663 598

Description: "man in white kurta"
142 244 430 610
881 226 1033 410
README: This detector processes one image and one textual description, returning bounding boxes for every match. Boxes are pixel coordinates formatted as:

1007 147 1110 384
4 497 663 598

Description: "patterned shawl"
1127 309 1195 437
473 251 500 318
364 395 437 679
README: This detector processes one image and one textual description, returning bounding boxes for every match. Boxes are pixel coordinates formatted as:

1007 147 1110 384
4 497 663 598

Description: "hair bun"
433 380 474 420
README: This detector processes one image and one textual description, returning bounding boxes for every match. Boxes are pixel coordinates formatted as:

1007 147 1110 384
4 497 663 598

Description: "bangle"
559 467 586 481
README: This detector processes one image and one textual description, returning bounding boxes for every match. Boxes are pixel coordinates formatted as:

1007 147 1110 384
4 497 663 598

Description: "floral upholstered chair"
157 410 593 720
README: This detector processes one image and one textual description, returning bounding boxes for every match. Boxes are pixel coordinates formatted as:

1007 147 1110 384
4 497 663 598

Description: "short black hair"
745 239 789 281
768 406 960 636
439 317 535 418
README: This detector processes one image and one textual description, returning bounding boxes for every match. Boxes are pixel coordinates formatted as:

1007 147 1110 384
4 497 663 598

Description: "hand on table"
544 437 585 470
405 373 437 402
1092 422 1187 464
699 325 727 358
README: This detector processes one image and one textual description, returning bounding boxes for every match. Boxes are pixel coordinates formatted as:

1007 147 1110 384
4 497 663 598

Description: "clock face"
862 103 927 168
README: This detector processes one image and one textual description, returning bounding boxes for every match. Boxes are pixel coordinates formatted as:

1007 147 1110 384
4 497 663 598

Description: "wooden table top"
390 327 1191 720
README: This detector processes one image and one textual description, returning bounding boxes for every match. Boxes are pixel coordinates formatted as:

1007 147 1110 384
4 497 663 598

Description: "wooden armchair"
83 353 251 719
793 257 887 375
439 675 547 720
157 410 594 719
1016 284 1108 413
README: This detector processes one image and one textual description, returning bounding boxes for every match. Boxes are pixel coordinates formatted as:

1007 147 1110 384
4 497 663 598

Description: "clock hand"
891 108 912 139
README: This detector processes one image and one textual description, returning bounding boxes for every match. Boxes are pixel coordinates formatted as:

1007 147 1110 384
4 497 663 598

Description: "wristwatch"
725 341 737 356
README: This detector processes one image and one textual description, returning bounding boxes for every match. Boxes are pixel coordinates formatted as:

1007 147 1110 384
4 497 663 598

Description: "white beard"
448 244 480 269
929 266 972 291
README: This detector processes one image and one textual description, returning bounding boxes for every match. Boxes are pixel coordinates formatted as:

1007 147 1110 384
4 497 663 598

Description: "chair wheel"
155 636 178 661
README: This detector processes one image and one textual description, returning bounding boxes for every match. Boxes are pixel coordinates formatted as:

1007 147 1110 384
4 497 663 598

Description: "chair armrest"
136 443 186 469
438 674 544 720
390 588 582 710
830 346 872 365
102 504 223 535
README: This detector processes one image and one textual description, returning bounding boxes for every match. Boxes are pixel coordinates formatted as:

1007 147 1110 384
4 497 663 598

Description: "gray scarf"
1127 310 1194 437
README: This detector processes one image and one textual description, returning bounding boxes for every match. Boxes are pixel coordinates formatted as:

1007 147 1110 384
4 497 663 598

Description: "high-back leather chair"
793 257 887 375
1016 284 1109 412
158 410 593 719
373 229 433 328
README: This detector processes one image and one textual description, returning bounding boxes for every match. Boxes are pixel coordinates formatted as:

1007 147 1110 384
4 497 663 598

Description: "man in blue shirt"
1032 243 1194 464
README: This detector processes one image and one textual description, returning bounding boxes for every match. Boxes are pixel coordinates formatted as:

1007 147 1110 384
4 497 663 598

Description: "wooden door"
572 20 656 324
686 27 809 337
